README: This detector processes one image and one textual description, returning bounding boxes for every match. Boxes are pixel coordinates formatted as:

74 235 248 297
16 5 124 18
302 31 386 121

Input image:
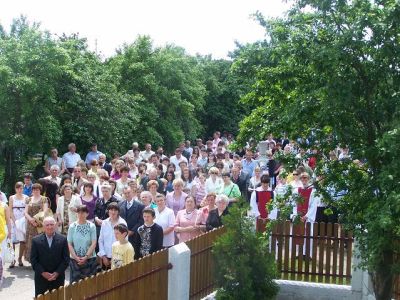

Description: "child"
111 224 134 269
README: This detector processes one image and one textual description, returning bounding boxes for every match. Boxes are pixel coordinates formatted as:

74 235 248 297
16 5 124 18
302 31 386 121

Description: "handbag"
3 239 15 263
15 217 26 242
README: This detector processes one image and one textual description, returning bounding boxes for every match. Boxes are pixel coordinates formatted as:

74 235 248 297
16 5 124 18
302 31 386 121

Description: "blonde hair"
172 178 184 187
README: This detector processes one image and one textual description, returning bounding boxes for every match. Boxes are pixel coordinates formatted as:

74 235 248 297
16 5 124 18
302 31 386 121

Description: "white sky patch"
0 0 290 58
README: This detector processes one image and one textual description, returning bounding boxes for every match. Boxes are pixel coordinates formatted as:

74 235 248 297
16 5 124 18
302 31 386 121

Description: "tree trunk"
2 146 17 195
370 250 394 300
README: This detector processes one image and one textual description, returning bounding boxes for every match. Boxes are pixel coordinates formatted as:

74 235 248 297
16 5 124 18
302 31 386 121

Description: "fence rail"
36 248 169 300
271 221 353 285
186 227 226 300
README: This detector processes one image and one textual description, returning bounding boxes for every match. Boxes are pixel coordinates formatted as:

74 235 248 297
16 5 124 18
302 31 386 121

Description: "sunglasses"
293 173 298 176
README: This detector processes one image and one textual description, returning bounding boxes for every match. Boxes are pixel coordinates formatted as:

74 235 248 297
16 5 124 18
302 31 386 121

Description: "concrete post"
168 242 191 300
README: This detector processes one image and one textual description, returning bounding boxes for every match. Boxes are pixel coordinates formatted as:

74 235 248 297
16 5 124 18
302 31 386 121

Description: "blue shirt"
242 159 256 176
23 184 32 197
67 221 97 258
85 151 103 165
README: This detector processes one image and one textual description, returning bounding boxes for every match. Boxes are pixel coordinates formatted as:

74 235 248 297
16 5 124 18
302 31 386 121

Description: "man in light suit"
119 187 145 260
30 216 70 297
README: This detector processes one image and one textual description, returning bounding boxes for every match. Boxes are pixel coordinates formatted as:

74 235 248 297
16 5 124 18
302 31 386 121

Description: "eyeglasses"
292 173 298 176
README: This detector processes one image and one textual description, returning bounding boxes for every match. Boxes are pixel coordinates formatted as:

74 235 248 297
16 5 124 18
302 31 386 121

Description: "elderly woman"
24 183 50 263
97 203 127 270
147 180 161 202
139 191 157 209
67 205 97 283
196 192 217 232
154 194 175 248
174 196 201 243
205 167 223 195
206 194 229 231
56 184 80 235
166 179 188 216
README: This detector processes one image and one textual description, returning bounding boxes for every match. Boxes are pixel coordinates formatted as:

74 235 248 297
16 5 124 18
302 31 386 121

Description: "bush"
212 201 279 300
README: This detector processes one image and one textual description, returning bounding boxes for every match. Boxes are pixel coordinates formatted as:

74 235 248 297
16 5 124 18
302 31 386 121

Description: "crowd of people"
0 131 351 296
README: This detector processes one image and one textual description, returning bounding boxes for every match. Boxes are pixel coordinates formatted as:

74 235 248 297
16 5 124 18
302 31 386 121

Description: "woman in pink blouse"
166 179 188 216
174 196 201 243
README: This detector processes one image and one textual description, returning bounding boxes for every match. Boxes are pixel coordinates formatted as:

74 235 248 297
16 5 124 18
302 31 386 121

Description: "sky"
0 0 290 59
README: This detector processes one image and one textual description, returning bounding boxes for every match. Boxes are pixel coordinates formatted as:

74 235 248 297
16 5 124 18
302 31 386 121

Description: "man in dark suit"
30 216 70 297
119 186 145 260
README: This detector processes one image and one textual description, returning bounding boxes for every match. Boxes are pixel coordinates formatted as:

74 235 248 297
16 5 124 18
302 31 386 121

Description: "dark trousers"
35 274 65 297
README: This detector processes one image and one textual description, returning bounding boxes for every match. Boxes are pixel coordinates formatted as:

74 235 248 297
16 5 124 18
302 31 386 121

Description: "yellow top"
111 241 134 269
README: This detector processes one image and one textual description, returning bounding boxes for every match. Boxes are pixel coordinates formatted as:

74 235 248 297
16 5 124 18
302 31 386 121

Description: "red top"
256 190 273 219
297 187 312 216
308 156 317 170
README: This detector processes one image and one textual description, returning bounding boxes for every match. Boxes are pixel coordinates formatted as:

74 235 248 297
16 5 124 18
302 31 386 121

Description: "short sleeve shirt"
67 221 97 258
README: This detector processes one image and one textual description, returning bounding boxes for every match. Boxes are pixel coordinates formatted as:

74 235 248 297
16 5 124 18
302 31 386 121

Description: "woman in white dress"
8 182 28 267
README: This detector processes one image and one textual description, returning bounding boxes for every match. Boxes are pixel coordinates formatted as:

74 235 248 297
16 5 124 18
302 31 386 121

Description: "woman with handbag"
9 182 28 267
24 183 50 263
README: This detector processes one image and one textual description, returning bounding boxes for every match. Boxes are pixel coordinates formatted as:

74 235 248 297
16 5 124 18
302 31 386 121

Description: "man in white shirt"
140 143 155 161
170 148 188 173
62 143 81 174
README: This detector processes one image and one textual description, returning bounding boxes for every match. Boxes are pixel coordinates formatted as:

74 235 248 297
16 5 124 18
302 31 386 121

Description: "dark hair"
120 166 130 173
15 181 24 189
165 171 175 182
260 174 270 184
60 174 72 186
180 167 193 183
114 223 129 234
107 202 120 212
143 207 155 217
32 183 43 192
221 172 230 178
76 205 89 213
83 182 94 193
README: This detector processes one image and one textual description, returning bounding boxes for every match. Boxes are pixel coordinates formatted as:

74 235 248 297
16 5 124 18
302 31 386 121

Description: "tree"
235 1 400 299
212 202 279 300
108 36 207 152
0 17 69 191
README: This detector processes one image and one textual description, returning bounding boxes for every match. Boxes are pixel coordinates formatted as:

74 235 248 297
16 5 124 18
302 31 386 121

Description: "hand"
128 230 134 237
48 272 59 281
95 219 103 226
102 256 110 267
301 216 307 222
42 272 52 280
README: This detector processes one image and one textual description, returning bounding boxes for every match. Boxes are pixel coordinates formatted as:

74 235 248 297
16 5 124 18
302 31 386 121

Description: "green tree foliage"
0 17 244 192
108 36 207 152
212 202 279 300
236 1 400 299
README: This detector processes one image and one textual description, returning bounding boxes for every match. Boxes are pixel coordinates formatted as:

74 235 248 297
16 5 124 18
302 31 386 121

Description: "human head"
155 194 166 210
206 192 217 206
99 153 106 164
24 173 33 185
221 172 231 183
83 182 94 195
68 143 77 153
91 143 98 152
216 194 229 211
148 169 158 180
101 182 112 198
76 205 89 221
147 180 159 193
175 148 182 159
145 143 152 151
300 172 310 185
114 223 129 241
185 195 196 211
123 186 134 201
50 164 60 176
143 207 156 225
260 174 270 188
209 167 219 177
60 184 73 196
14 181 24 193
107 202 120 219
140 191 152 206
172 178 184 192
50 148 58 157
43 216 57 236
73 166 82 178
32 183 43 195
